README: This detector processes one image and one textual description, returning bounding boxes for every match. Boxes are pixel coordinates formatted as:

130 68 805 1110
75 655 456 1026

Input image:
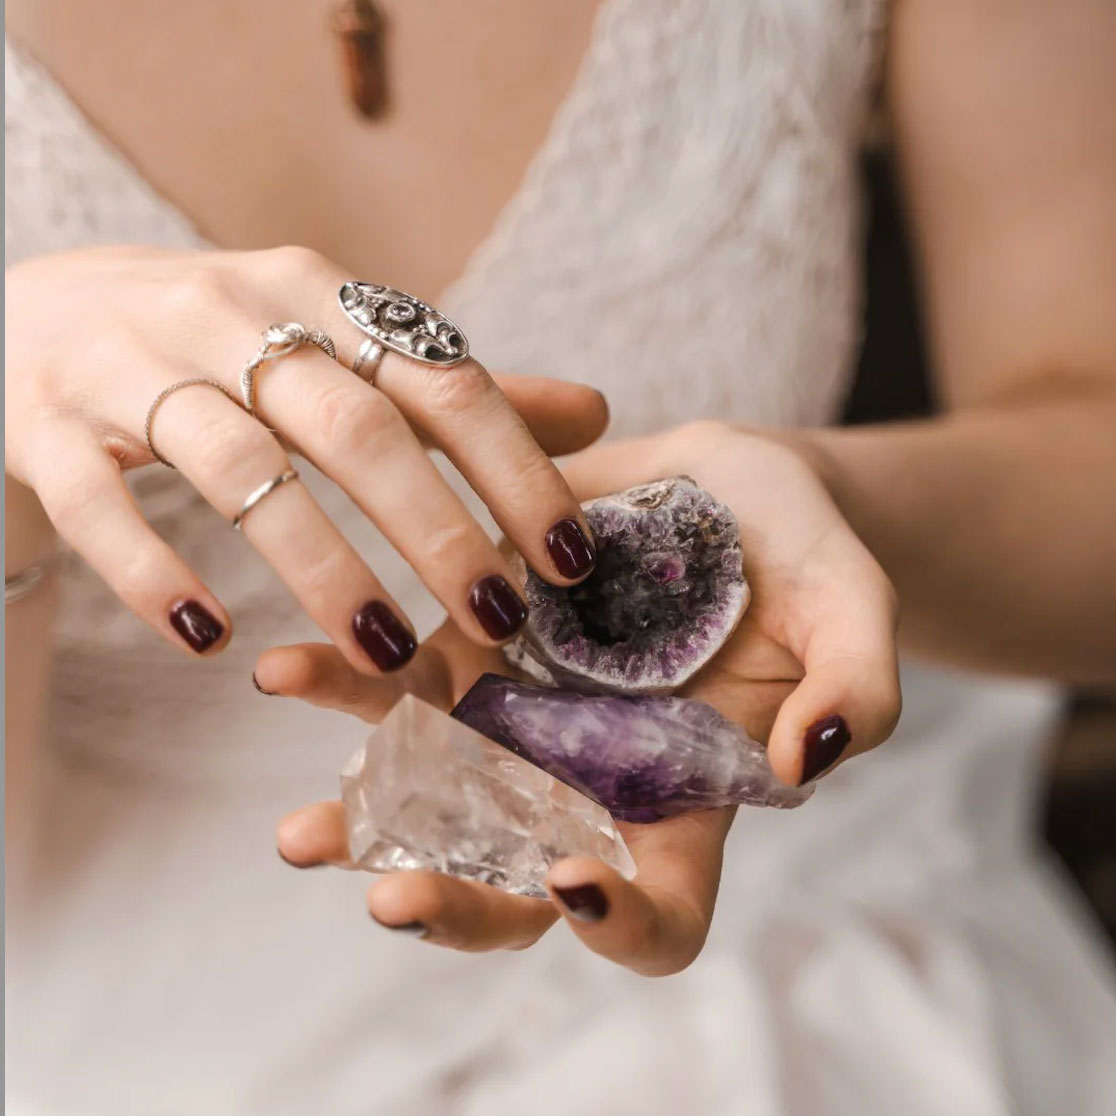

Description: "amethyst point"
452 675 812 822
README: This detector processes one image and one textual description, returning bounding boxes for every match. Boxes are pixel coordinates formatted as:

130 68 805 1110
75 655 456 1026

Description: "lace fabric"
8 5 1116 1115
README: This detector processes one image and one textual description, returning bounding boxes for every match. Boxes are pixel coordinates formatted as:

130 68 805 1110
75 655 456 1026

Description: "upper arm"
887 0 1116 408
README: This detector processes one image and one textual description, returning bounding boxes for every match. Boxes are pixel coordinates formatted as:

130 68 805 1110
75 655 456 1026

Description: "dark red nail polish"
278 849 323 869
252 673 276 696
352 601 417 672
800 714 851 784
553 883 609 923
170 599 224 653
370 914 429 938
545 518 596 580
469 575 528 641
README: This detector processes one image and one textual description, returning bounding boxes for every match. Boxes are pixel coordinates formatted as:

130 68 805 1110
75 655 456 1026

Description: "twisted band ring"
240 322 337 415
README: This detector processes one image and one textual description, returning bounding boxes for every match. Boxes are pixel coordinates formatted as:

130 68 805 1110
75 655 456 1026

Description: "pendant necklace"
333 0 389 119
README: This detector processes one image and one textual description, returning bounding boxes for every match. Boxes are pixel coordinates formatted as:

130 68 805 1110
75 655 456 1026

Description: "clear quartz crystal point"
340 695 636 899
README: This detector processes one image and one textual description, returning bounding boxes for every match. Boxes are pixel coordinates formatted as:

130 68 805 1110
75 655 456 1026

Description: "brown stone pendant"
333 0 389 119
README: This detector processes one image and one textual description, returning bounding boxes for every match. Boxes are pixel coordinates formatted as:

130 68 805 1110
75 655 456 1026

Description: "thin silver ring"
240 323 337 415
146 378 244 468
6 559 53 605
232 469 300 531
351 338 386 385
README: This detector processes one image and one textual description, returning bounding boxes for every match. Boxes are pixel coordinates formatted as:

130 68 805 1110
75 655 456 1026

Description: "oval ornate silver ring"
338 282 469 367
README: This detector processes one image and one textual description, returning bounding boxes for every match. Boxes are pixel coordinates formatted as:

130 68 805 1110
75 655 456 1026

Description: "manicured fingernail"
352 601 417 672
800 714 851 784
545 517 596 580
252 673 276 696
370 914 429 939
553 883 609 923
469 575 528 641
278 849 323 869
169 599 224 653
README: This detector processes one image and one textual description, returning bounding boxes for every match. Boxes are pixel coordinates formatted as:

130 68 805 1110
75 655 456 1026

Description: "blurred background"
850 146 1116 946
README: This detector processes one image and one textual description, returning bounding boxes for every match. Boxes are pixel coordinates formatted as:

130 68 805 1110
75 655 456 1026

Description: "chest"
6 0 601 295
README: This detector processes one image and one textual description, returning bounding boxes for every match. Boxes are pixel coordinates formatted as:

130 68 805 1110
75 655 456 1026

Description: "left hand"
267 421 900 975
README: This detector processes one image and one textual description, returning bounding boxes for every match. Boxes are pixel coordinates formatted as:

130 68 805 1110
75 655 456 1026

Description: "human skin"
8 0 1116 973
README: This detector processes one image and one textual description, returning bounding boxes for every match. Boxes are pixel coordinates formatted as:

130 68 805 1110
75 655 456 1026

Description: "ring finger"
149 382 419 674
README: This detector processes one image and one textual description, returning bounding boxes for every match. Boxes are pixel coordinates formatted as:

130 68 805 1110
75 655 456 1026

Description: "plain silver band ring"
146 378 244 468
232 469 300 531
351 338 386 385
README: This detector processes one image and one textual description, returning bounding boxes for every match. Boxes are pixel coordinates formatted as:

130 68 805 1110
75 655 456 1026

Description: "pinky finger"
34 432 231 655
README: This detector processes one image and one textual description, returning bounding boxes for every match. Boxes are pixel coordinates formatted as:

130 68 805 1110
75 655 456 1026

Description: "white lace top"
8 3 1116 1115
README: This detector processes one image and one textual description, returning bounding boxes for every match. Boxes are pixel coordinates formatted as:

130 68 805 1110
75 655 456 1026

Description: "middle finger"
257 349 536 645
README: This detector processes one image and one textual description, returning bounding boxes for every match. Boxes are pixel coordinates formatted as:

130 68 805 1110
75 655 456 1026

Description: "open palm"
268 421 899 975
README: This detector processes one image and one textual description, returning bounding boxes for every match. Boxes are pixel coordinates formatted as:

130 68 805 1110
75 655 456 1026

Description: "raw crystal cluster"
452 675 811 822
341 694 636 898
342 477 805 897
510 478 749 694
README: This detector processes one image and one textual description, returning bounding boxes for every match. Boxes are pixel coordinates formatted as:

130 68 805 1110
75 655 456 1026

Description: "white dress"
7 2 1116 1114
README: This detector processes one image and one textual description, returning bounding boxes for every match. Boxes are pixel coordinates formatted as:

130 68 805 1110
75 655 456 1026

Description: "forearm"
800 389 1116 683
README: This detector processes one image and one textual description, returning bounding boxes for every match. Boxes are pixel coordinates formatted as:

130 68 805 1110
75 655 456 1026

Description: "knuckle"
161 266 228 319
292 544 352 602
313 384 401 451
421 361 496 418
422 519 484 570
262 244 330 282
113 543 171 604
190 411 273 482
40 470 94 526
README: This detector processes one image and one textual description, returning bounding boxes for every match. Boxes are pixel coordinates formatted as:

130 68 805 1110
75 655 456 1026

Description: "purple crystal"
452 675 812 822
511 478 749 694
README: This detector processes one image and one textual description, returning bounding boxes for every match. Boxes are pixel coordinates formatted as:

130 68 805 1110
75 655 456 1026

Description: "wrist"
753 426 851 505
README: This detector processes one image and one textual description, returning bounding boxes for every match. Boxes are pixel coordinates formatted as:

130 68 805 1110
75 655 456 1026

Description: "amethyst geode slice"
452 675 812 822
512 477 749 694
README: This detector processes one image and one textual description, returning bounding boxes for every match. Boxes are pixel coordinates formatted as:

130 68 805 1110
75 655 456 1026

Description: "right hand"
4 245 607 669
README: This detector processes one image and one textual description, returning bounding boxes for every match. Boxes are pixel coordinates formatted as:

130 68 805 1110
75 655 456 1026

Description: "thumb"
491 375 610 457
766 594 901 787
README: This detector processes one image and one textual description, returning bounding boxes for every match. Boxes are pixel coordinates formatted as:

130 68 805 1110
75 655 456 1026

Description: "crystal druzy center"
555 521 720 651
515 478 749 693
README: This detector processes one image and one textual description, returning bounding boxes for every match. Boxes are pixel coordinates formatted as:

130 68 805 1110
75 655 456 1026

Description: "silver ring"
146 377 244 468
240 322 337 415
232 469 300 531
338 283 469 367
351 338 386 384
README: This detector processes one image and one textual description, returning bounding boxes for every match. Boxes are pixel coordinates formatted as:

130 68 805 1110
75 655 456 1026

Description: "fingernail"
545 517 596 580
278 849 323 869
800 714 851 784
252 673 276 696
170 599 224 653
469 575 529 641
352 601 417 672
370 914 429 939
553 883 609 923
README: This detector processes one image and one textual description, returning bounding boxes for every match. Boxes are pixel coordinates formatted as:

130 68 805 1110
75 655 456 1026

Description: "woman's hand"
5 245 606 668
268 422 900 975
561 421 902 788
